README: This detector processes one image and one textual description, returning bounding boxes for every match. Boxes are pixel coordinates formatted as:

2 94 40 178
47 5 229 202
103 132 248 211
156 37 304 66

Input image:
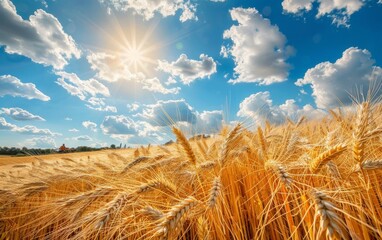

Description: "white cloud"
55 71 117 112
86 104 118 113
296 47 382 109
1 107 45 121
237 91 325 125
22 136 56 149
127 103 140 112
282 0 314 14
101 115 139 135
87 52 137 83
82 121 97 132
0 0 80 69
141 77 180 94
195 110 224 134
140 99 197 126
0 117 59 136
0 117 15 130
282 0 364 27
85 97 118 113
55 71 110 100
102 100 224 144
165 77 177 86
139 99 224 135
0 75 50 101
157 54 217 85
100 115 163 144
223 7 293 85
87 51 179 94
69 128 79 132
74 135 92 141
65 117 72 121
99 0 197 22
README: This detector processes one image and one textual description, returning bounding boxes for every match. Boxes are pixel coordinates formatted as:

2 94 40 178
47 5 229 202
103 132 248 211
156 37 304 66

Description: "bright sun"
126 47 144 64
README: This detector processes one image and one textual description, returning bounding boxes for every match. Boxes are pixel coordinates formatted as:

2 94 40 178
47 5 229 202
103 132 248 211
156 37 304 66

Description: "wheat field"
1 101 382 240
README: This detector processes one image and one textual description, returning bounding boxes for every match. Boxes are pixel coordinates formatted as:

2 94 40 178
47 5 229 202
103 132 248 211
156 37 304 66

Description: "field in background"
1 101 382 240
0 149 135 167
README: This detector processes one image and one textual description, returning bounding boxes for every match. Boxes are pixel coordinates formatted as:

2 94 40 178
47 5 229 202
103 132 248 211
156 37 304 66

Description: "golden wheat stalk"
155 196 198 239
172 127 197 165
198 161 216 169
265 160 292 188
310 144 346 173
136 179 176 194
219 123 241 166
121 156 150 173
139 206 164 220
257 126 268 160
352 102 370 163
208 176 222 208
352 159 382 172
94 192 135 229
311 190 350 240
197 216 210 240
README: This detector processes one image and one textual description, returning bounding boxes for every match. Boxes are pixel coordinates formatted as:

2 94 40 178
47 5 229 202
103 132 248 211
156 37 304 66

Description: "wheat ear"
172 127 197 165
208 176 222 208
155 196 198 239
310 144 346 173
352 159 382 172
219 123 241 166
311 190 350 240
352 102 369 164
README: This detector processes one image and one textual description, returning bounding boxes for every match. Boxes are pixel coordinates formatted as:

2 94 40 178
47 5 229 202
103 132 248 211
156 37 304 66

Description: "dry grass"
1 101 382 239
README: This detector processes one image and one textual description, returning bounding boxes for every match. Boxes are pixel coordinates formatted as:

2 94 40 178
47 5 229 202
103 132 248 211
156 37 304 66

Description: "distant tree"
124 144 126 149
110 144 116 149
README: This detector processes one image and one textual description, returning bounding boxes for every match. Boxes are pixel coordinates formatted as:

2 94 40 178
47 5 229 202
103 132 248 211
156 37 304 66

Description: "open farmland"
0 101 382 239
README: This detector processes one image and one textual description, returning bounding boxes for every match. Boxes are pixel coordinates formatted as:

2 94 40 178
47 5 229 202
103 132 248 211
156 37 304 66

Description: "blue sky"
0 0 381 148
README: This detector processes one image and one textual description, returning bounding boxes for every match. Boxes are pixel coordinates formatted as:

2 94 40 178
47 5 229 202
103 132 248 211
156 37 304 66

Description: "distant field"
0 148 137 166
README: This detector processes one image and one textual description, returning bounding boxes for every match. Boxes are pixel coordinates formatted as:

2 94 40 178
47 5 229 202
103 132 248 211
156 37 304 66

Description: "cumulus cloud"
74 135 92 141
69 128 79 132
140 99 197 126
1 107 45 121
0 117 15 130
85 97 118 113
141 77 180 94
87 52 179 94
56 71 110 100
100 115 163 144
99 0 197 22
0 117 59 136
296 47 382 109
101 115 139 135
195 110 224 134
282 0 364 27
222 7 293 85
237 91 325 125
102 100 224 144
0 75 50 101
0 0 80 69
140 99 224 135
22 136 57 149
282 0 314 14
55 71 117 112
82 121 97 132
87 52 137 83
157 54 217 85
127 103 140 112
